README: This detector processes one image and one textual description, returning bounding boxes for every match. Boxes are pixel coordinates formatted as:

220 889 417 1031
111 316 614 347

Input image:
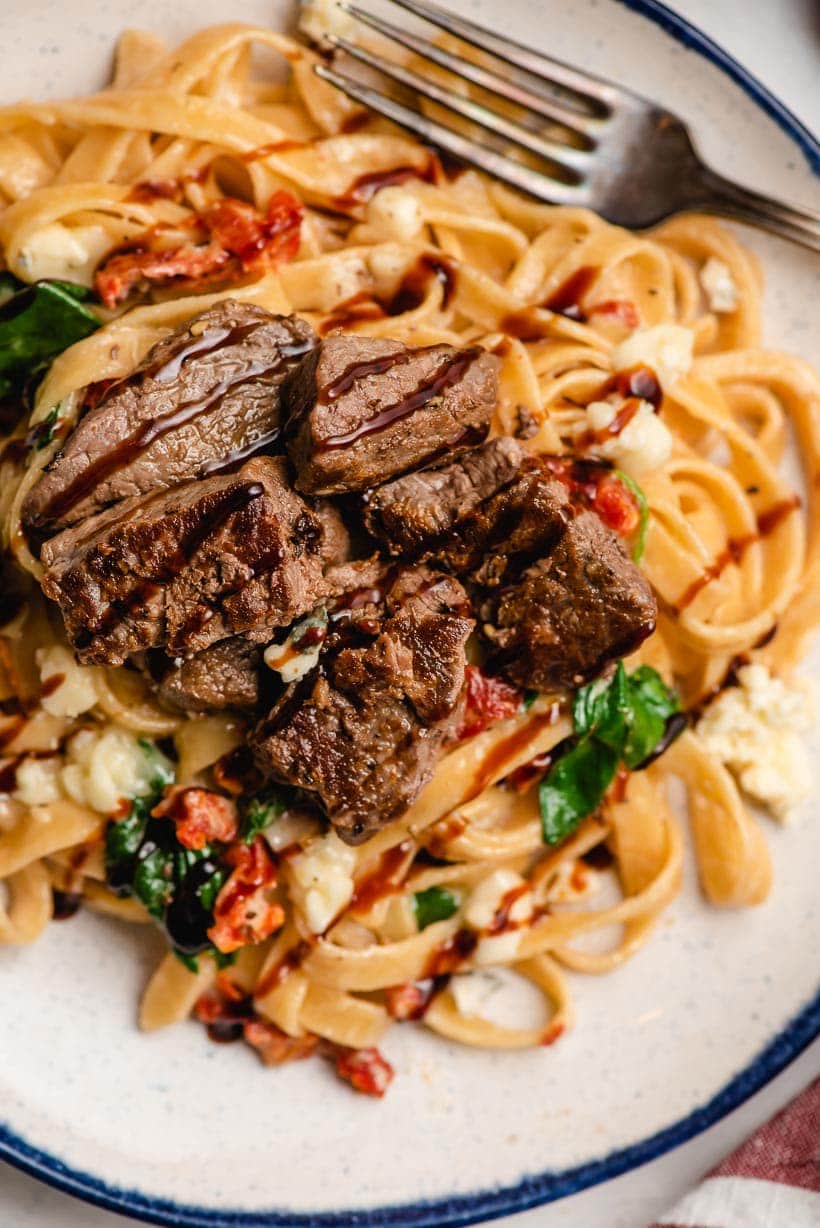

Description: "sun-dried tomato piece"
95 241 231 308
207 837 284 954
458 664 522 739
203 191 303 270
152 787 238 851
94 190 303 307
593 475 640 537
385 979 441 1021
243 1018 319 1065
333 1046 395 1097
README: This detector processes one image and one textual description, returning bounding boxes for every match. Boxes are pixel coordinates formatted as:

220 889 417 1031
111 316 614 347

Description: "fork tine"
314 64 586 207
328 35 588 181
382 0 617 112
341 3 600 143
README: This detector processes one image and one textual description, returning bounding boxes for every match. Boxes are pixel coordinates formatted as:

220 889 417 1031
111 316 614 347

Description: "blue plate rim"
2 0 819 1224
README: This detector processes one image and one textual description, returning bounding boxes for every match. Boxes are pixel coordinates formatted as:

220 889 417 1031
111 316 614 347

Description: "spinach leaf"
615 470 649 563
104 740 230 960
539 664 682 846
539 738 619 846
0 277 99 403
241 784 286 844
413 886 459 930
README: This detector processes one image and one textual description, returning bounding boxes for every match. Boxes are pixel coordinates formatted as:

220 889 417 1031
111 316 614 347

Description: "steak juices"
24 300 655 844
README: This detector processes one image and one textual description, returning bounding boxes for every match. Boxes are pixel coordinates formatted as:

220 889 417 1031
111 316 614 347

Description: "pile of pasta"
0 23 818 1058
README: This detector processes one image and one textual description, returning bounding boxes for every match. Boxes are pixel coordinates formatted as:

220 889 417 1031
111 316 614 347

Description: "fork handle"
694 167 820 252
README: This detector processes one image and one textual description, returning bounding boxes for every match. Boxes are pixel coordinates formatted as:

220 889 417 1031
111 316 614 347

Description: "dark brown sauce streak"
40 672 65 699
386 254 457 316
677 496 801 611
351 841 412 914
424 929 477 978
541 265 600 321
319 347 484 453
332 161 436 209
52 889 83 921
470 711 560 800
32 328 314 527
596 364 663 412
0 756 20 792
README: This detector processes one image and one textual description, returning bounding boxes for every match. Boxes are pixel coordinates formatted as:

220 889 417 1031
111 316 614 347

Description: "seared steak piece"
23 301 317 536
40 457 342 666
252 566 473 844
285 334 499 495
364 438 571 583
145 636 263 713
486 511 657 691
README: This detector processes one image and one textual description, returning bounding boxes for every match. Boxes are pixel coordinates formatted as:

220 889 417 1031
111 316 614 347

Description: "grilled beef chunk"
40 457 344 666
285 334 499 495
252 565 473 844
364 437 571 583
145 636 264 713
23 301 317 536
366 440 657 690
486 511 656 690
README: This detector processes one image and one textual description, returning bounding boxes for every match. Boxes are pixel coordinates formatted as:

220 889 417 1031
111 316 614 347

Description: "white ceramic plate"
0 2 818 1225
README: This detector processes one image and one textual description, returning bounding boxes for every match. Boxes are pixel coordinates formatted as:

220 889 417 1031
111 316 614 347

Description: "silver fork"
312 0 820 251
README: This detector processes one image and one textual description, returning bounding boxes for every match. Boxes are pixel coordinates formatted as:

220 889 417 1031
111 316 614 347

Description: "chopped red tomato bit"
207 836 284 954
593 475 641 537
459 665 522 739
243 1018 319 1065
94 190 304 308
588 299 640 329
385 981 436 1021
333 1046 395 1097
152 787 238 851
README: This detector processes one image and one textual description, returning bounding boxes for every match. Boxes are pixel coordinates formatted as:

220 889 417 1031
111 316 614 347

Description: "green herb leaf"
241 784 286 844
614 470 649 563
621 666 681 768
133 842 175 919
522 690 539 711
539 737 619 845
539 664 682 846
413 886 459 930
137 737 175 792
0 278 99 405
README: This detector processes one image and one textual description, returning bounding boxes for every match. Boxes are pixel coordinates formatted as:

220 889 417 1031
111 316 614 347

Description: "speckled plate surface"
0 2 818 1225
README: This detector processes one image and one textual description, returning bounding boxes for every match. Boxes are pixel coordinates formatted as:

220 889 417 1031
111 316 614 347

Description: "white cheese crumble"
13 757 61 807
465 868 532 931
612 324 694 390
18 222 112 285
700 257 738 314
289 831 357 933
61 729 164 815
264 610 326 685
450 969 506 1019
36 645 98 718
298 0 356 45
366 187 424 243
697 663 814 820
580 397 672 476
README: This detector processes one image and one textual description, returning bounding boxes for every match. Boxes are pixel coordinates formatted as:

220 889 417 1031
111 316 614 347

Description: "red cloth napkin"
650 1076 820 1228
